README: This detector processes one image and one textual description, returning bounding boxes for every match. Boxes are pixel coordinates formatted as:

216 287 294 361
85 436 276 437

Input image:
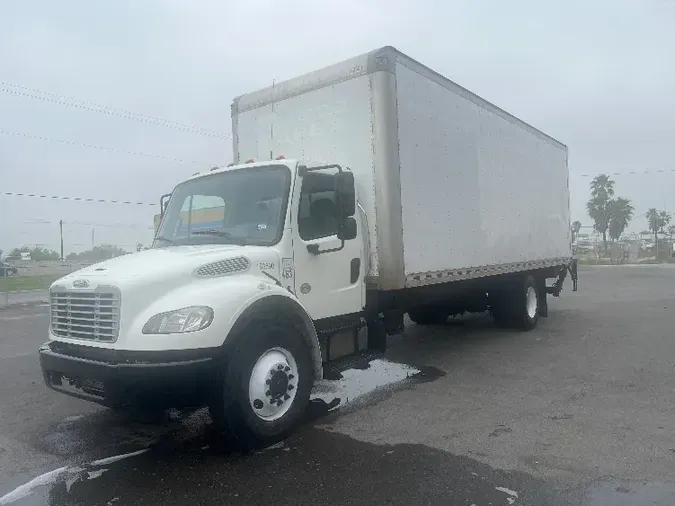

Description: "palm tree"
608 198 634 241
586 174 615 251
645 208 672 252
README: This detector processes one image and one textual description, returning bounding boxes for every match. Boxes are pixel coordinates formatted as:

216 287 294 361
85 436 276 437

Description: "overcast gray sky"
1 0 674 255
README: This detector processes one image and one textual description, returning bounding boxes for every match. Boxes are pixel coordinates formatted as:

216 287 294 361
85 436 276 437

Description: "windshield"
153 165 291 247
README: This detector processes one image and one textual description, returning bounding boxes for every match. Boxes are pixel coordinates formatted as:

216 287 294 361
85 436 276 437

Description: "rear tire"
491 274 540 331
408 306 449 325
209 317 312 448
518 274 540 331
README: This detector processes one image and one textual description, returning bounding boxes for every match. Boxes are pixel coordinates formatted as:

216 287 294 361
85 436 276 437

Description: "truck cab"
39 158 369 445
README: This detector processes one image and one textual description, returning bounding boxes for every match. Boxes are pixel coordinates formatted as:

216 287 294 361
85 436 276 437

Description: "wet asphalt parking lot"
1 265 674 506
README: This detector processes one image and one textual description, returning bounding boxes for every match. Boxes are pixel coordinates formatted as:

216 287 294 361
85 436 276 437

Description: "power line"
2 191 157 206
575 169 675 177
1 81 228 139
23 219 153 229
0 129 209 164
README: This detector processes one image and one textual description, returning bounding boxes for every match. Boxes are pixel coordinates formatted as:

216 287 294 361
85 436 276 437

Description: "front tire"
209 317 312 447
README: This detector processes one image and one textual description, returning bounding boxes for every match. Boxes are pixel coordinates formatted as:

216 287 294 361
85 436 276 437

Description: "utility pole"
59 220 64 261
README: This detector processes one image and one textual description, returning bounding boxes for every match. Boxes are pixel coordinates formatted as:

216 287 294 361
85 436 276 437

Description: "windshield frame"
153 164 292 248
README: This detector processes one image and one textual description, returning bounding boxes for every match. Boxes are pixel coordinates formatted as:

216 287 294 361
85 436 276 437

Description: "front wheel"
209 318 312 447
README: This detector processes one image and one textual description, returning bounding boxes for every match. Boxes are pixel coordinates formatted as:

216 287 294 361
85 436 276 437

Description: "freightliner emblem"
73 279 90 288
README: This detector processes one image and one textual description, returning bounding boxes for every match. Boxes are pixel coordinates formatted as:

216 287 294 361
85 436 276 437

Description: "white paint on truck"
232 46 571 291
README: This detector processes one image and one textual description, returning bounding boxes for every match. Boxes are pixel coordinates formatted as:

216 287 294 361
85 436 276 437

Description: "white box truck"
39 46 577 445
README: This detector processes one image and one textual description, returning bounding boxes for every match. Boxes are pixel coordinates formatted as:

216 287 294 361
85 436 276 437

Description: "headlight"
142 306 214 334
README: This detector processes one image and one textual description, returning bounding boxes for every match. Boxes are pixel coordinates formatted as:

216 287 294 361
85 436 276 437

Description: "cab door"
290 168 364 321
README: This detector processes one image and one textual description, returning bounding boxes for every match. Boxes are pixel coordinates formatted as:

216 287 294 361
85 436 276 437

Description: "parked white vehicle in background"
39 46 578 445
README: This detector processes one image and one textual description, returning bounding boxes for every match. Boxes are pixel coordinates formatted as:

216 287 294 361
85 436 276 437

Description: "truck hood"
54 245 280 290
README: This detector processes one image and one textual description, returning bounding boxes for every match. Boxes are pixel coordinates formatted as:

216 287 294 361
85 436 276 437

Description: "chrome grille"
50 289 120 342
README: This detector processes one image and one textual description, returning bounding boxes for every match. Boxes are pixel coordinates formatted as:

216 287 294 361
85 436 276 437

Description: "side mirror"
335 172 356 218
160 193 172 217
337 217 357 241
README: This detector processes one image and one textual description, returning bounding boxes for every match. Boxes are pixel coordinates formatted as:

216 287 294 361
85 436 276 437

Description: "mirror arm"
306 240 345 256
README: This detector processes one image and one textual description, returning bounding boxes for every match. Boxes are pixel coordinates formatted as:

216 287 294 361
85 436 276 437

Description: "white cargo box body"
232 46 571 291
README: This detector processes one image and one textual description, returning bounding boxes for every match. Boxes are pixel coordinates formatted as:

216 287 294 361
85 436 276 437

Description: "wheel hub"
248 347 299 421
268 370 289 399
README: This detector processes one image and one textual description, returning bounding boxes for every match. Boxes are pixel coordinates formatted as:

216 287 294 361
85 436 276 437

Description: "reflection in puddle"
0 467 69 505
0 448 151 505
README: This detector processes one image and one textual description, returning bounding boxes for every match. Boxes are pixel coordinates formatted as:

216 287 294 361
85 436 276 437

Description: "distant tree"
645 208 672 248
7 246 59 261
586 174 615 251
0 249 3 259
607 198 634 241
66 244 128 263
571 221 582 242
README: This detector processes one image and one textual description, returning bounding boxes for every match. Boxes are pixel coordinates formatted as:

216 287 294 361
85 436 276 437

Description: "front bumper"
39 341 220 409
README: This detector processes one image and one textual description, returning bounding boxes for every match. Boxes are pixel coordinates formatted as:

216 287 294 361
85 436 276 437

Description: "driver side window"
298 175 339 241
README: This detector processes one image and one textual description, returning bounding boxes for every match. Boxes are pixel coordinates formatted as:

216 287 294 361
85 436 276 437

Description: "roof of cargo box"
231 46 566 150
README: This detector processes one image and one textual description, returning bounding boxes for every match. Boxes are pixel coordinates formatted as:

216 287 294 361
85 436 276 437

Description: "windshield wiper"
191 229 247 245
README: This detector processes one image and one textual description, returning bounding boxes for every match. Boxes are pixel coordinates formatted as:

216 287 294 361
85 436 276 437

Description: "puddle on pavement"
8 428 575 506
3 359 446 505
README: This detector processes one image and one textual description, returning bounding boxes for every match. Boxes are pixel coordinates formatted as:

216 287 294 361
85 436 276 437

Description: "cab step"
323 350 385 380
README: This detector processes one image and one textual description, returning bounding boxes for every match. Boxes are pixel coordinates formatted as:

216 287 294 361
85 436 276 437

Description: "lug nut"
288 374 295 380
288 385 294 391
253 399 263 409
284 394 290 400
278 364 283 370
284 366 290 372
265 379 270 385
265 390 271 396
277 400 283 407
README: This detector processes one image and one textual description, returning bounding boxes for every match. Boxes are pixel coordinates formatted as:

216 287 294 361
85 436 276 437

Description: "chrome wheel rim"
248 347 299 422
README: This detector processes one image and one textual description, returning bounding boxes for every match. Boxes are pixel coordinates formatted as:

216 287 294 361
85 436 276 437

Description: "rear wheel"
209 317 312 448
491 274 541 331
519 275 540 330
408 306 449 325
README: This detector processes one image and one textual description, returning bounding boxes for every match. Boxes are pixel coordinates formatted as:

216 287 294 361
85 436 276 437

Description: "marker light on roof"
276 155 286 160
245 159 255 163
